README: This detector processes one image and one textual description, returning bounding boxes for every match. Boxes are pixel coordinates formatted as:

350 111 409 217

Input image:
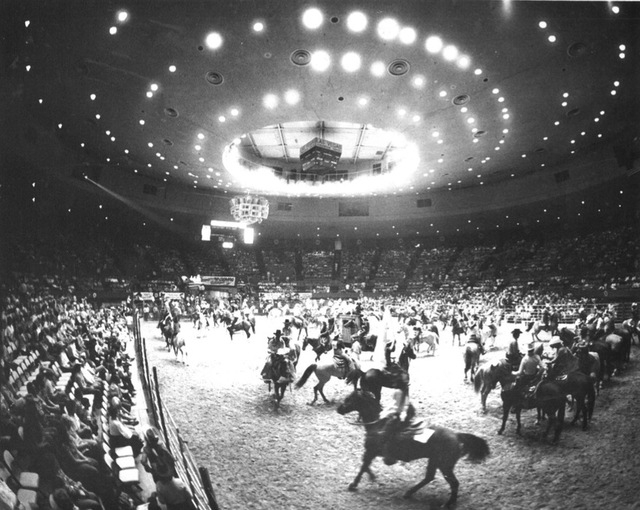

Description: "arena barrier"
132 312 220 510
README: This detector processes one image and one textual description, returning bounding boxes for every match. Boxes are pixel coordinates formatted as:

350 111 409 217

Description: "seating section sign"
200 276 236 287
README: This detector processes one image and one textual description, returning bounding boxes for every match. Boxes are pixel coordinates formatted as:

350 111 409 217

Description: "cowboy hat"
527 341 535 351
511 328 522 335
549 336 562 347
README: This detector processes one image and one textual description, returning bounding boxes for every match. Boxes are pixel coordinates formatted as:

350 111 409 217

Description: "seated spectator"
107 406 143 456
155 465 196 510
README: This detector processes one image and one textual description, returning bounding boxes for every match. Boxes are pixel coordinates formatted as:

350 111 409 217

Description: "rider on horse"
545 336 578 378
467 333 486 355
505 328 523 370
512 341 545 400
261 330 296 383
333 339 353 378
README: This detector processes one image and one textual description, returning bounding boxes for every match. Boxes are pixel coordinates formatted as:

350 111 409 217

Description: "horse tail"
473 368 485 393
294 364 317 389
457 433 490 462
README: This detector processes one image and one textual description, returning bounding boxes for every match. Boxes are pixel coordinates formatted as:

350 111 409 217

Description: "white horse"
173 334 188 364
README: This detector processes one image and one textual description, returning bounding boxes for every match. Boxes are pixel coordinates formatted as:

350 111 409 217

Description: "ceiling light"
150 83 158 92
554 121 560 125
197 133 205 140
377 18 400 40
230 108 239 116
442 45 458 61
109 26 117 35
461 107 468 113
25 20 30 27
205 32 223 49
397 108 406 117
439 90 447 97
548 35 557 43
614 80 620 87
285 89 300 105
263 93 279 109
456 56 470 69
346 11 367 32
538 21 547 29
146 91 153 98
611 90 617 95
169 65 176 72
341 52 361 72
432 131 439 138
195 145 201 151
148 142 153 147
253 22 264 32
619 44 626 51
503 114 510 120
139 119 145 125
90 94 96 100
412 115 421 122
467 118 475 124
561 101 567 107
310 50 331 71
358 97 368 106
611 5 620 14
619 53 625 59
117 11 128 22
95 113 100 119
399 27 417 45
425 35 443 53
474 68 482 75
492 88 499 94
302 8 323 29
412 76 425 87
370 61 385 76
503 129 509 134
498 97 505 102
25 65 31 71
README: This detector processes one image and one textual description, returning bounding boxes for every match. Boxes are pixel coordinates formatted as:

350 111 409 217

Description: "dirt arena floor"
140 317 640 510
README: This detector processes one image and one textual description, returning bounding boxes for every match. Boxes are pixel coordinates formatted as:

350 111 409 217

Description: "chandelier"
229 195 269 225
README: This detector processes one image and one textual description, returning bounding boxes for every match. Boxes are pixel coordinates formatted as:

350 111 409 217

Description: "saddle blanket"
411 427 436 444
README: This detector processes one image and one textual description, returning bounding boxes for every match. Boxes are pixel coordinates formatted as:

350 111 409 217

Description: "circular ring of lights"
388 59 410 76
205 71 224 85
290 49 311 66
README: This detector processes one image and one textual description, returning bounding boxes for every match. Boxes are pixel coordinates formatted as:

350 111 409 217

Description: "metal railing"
132 312 220 510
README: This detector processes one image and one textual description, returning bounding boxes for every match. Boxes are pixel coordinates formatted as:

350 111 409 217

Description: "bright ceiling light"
117 11 128 22
412 76 425 88
467 117 475 124
197 133 205 140
285 89 300 105
397 108 406 117
439 90 447 97
456 55 470 69
474 68 482 75
146 91 153 98
619 44 626 51
205 32 223 49
150 83 158 92
538 20 547 29
263 93 278 109
611 5 620 14
253 22 264 32
399 27 417 45
619 53 625 59
358 97 368 106
425 35 443 53
370 61 385 77
341 52 361 72
310 50 331 71
346 11 367 32
302 8 323 29
442 45 459 61
377 18 400 40
90 94 96 100
169 65 176 73
230 108 239 116
548 35 557 43
109 26 117 35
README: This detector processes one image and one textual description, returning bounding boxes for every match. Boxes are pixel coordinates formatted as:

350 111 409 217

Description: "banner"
200 276 236 287
134 292 154 301
164 292 184 300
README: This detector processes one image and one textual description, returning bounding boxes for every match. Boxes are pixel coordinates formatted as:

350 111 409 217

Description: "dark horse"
337 390 490 508
345 343 415 401
220 315 255 339
302 335 332 361
497 378 566 443
463 342 481 382
268 352 297 405
343 317 378 352
547 368 596 430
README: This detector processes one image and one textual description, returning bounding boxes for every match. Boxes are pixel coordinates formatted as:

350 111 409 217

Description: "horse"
295 355 360 405
410 329 438 356
449 316 466 346
473 359 513 413
337 390 490 508
480 323 498 350
463 342 482 382
267 352 297 405
301 335 332 361
546 369 596 430
497 379 566 443
526 319 557 342
173 335 187 364
343 316 379 353
285 315 308 341
158 314 176 351
346 343 415 401
219 315 255 339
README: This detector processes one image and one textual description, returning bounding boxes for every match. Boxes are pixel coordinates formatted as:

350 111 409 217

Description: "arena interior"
1 1 640 509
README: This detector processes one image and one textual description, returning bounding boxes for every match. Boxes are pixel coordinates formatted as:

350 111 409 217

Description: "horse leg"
441 467 460 508
403 461 437 500
498 402 510 435
481 388 489 414
515 409 522 435
348 449 377 491
316 383 330 404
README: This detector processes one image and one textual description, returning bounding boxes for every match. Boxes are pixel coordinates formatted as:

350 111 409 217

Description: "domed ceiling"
5 0 638 201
